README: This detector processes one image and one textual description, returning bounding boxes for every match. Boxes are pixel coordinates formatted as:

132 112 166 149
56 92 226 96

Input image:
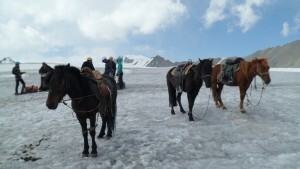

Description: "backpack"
12 67 17 75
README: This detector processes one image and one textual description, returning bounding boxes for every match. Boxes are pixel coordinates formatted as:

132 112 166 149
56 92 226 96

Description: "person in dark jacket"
81 57 95 71
116 56 125 89
39 62 53 91
12 61 26 95
102 56 116 77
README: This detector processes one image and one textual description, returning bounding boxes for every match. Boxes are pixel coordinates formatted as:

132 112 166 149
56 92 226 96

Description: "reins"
192 64 212 121
192 88 211 121
246 81 266 107
58 76 101 113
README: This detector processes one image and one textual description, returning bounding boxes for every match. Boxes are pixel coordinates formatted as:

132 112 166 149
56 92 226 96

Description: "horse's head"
253 58 271 85
45 64 71 109
200 58 213 88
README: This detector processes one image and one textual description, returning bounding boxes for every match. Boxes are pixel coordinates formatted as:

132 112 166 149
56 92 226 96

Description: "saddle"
81 67 103 81
81 67 112 98
218 57 244 86
171 63 193 93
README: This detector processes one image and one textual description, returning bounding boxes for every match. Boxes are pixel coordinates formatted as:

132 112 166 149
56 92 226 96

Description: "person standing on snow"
102 56 116 78
12 61 26 95
81 57 95 71
116 56 125 89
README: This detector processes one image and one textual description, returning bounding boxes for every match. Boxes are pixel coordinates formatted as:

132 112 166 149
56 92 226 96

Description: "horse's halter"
202 74 211 80
256 64 270 77
48 76 70 102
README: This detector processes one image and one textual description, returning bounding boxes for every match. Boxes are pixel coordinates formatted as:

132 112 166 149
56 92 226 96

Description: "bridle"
202 74 211 80
49 75 100 113
256 64 270 77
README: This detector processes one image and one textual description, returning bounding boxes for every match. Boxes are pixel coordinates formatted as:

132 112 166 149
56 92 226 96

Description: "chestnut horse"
211 58 271 113
166 59 213 121
45 64 117 157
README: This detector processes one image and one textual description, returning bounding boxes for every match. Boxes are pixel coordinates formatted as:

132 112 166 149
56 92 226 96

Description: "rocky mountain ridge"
2 40 299 67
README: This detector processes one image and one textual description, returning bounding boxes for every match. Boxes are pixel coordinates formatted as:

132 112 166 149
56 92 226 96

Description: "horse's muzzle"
264 79 271 85
46 103 58 109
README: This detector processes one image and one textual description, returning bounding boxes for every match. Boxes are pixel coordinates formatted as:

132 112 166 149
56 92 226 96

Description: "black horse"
166 59 213 121
45 64 117 157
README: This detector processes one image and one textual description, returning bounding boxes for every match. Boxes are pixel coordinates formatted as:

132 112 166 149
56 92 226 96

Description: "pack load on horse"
45 64 117 157
211 57 271 113
166 59 213 121
23 85 40 94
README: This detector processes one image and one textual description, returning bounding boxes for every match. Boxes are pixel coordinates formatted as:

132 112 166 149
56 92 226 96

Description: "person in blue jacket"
116 56 125 89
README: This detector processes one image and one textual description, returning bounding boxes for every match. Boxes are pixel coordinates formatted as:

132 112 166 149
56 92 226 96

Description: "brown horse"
211 58 271 113
166 59 213 121
45 64 117 157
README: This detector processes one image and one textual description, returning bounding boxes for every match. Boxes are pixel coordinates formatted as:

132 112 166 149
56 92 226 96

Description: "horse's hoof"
90 153 97 158
188 114 194 121
106 134 112 140
181 110 186 114
240 109 246 113
97 135 104 139
82 153 89 157
221 106 227 110
171 112 175 115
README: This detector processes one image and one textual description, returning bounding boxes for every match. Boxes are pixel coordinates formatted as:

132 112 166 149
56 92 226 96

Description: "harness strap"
82 124 98 134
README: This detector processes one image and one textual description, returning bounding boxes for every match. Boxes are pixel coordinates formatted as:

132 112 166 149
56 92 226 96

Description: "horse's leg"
217 83 227 109
167 78 177 115
97 114 106 138
106 110 113 139
211 79 220 108
171 107 175 115
77 117 89 157
239 85 248 113
177 92 186 114
89 114 97 157
187 91 197 121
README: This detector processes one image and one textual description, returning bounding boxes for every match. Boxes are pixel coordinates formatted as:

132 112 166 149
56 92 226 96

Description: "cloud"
280 13 300 37
0 0 186 61
203 0 270 32
78 0 186 40
203 0 229 28
232 0 269 32
281 22 289 37
294 13 300 31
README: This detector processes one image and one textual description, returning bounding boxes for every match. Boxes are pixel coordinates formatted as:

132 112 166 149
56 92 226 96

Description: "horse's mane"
241 58 269 77
45 64 81 85
251 58 268 64
54 64 81 77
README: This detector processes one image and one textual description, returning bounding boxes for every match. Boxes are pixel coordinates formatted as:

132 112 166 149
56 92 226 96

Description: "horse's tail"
105 76 117 133
110 83 117 133
166 68 177 107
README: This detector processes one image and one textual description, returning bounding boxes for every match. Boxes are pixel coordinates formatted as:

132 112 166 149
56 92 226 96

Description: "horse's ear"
198 58 202 63
67 63 70 67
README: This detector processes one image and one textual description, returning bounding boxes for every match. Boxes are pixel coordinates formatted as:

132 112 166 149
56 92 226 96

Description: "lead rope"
192 88 211 120
255 82 265 106
246 81 265 106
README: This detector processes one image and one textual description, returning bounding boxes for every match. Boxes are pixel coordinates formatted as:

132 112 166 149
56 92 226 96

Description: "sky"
0 66 300 168
0 0 300 63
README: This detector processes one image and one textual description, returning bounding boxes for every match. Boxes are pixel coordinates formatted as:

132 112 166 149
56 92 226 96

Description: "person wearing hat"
102 56 116 78
81 57 95 71
12 61 26 95
39 62 53 91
